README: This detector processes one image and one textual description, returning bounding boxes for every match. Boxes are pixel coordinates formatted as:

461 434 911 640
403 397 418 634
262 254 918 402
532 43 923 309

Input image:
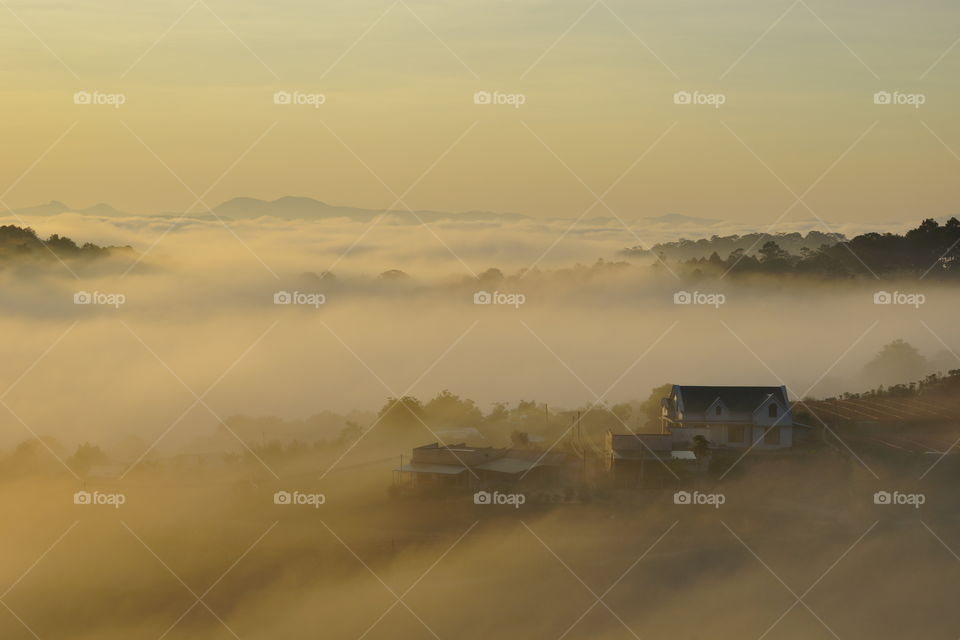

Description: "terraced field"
800 396 960 454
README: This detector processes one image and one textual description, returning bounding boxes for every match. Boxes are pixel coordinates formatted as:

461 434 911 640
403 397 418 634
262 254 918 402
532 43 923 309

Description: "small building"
661 385 793 449
603 432 696 488
395 442 572 492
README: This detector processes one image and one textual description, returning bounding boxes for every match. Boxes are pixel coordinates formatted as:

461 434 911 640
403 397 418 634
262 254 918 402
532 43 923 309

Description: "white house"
660 385 793 449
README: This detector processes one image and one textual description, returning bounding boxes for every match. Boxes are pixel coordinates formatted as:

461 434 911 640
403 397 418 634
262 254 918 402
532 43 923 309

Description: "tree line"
0 224 126 260
677 218 960 278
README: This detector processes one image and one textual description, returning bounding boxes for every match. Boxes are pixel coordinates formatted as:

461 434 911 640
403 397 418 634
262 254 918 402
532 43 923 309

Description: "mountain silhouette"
212 196 532 223
10 196 532 224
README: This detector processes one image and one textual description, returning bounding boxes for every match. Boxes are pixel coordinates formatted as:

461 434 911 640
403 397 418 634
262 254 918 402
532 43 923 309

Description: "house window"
764 427 781 445
768 404 778 418
728 425 744 443
715 406 722 416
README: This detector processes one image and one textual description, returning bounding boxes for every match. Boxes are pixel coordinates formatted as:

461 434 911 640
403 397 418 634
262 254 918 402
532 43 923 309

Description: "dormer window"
769 404 778 418
715 406 722 416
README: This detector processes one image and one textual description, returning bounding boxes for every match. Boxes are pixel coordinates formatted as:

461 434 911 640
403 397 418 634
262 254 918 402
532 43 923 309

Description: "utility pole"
639 444 645 489
578 410 585 484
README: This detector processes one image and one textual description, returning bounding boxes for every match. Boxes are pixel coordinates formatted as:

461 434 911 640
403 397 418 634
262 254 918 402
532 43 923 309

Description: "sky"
1 0 959 226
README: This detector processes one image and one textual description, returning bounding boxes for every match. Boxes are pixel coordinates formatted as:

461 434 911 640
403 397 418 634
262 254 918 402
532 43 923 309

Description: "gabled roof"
674 385 788 414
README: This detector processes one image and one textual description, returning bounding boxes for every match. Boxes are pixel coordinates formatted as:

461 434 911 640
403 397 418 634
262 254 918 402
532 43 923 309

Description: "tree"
759 240 789 263
423 390 483 428
862 339 929 388
484 403 509 424
68 443 109 473
377 396 425 431
692 435 710 459
335 421 362 445
637 383 673 431
477 268 504 283
610 403 632 425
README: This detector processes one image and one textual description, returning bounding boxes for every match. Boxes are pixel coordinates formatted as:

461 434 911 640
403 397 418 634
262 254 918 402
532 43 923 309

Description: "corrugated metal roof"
475 457 538 474
503 449 568 465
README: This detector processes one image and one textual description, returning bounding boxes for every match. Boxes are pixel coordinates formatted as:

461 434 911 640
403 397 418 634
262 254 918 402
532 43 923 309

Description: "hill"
0 225 132 261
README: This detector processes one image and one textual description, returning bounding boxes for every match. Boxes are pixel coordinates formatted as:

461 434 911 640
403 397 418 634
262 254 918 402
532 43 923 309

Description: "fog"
0 212 957 452
2 212 960 638
2 449 959 639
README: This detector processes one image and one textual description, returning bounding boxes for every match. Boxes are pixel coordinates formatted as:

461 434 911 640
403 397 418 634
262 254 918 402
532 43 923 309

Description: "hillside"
0 225 131 261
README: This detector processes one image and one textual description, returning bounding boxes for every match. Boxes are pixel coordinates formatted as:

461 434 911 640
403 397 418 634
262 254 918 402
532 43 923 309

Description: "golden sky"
1 0 958 224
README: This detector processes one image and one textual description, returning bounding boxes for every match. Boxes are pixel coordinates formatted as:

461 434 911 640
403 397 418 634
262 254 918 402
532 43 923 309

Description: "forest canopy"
661 218 960 279
0 224 129 261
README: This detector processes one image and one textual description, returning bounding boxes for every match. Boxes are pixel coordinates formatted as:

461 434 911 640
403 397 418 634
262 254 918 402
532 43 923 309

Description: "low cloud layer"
0 211 956 454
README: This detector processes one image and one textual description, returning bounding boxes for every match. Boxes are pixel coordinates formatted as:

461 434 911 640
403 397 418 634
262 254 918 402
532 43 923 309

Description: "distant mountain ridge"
641 213 725 227
11 198 951 243
13 200 125 217
9 198 733 227
11 197 533 224
213 196 534 223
